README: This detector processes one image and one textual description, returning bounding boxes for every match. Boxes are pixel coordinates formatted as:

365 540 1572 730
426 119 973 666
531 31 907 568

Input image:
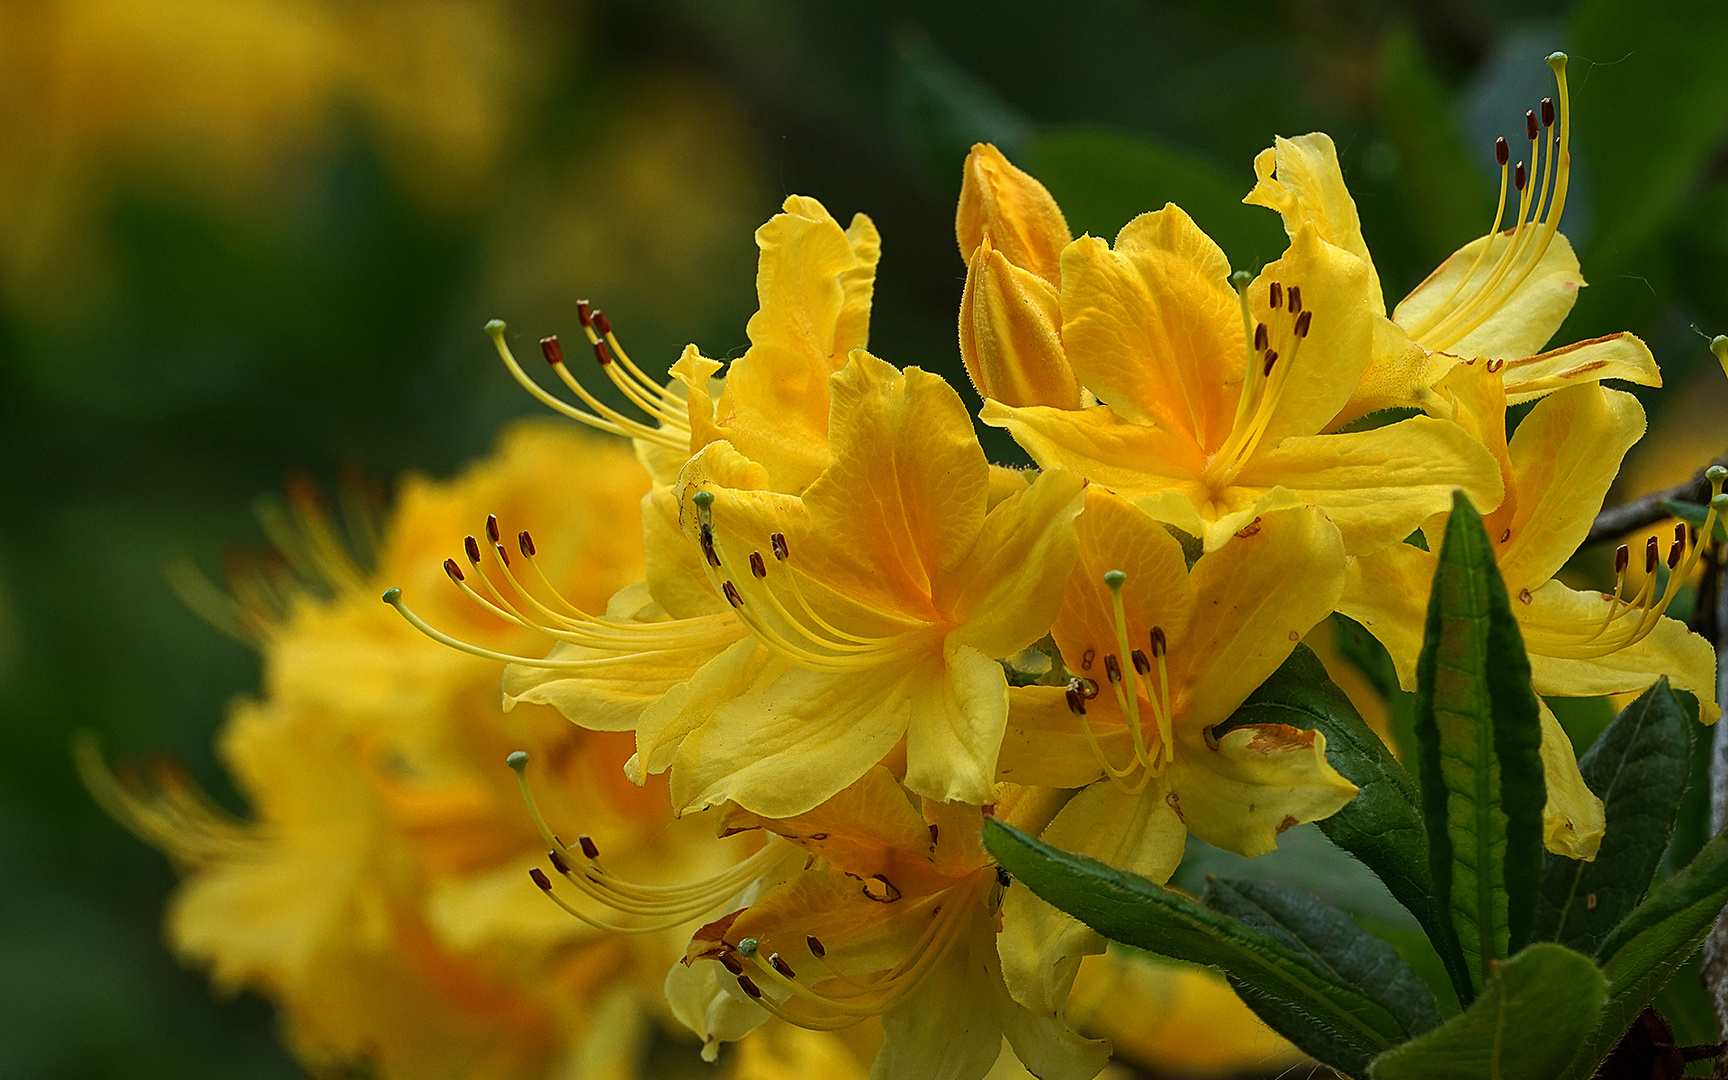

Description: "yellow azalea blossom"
83 424 856 1080
956 143 1082 408
982 204 1502 554
1244 53 1660 424
672 768 1110 1080
994 491 1357 1009
1339 367 1723 858
636 353 1084 817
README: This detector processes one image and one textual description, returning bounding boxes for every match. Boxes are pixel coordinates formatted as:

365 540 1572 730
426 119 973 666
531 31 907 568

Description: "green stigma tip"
1707 465 1728 482
1229 270 1252 290
1713 493 1728 513
484 319 506 335
1546 51 1568 67
1711 335 1728 357
737 937 759 957
382 587 403 604
1103 569 1127 590
506 751 530 772
692 490 715 509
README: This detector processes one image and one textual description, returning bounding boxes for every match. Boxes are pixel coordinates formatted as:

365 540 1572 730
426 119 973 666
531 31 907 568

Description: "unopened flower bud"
959 239 1080 408
956 144 1070 285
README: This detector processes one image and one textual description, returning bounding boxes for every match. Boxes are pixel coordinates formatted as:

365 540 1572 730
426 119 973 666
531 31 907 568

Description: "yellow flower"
993 490 1357 1009
956 143 1081 408
981 205 1502 555
83 423 856 1079
1337 366 1723 858
632 353 1084 818
672 768 1110 1080
1243 53 1660 424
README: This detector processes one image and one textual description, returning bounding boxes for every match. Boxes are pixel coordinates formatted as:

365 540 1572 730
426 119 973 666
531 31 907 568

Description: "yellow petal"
1496 384 1644 588
1243 223 1376 450
650 438 772 618
980 401 1208 518
664 950 768 1059
1243 133 1384 315
960 240 1081 408
997 685 1121 789
1059 205 1245 452
1172 506 1347 732
999 781 1184 1023
946 468 1085 659
903 642 1011 806
1166 725 1359 857
1235 415 1504 556
1394 230 1583 360
1538 698 1605 861
956 143 1070 284
1330 317 1459 427
1519 579 1721 723
1502 332 1663 405
667 662 922 817
630 636 783 782
1337 541 1437 692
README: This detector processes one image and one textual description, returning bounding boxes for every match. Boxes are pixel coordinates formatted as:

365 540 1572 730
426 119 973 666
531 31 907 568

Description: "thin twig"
1699 543 1728 1077
1587 452 1728 544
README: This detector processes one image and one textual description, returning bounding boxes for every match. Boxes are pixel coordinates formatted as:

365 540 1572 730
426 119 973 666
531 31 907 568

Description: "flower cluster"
379 52 1717 1080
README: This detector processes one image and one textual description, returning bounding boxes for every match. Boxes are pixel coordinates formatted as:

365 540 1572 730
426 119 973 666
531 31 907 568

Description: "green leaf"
1534 679 1692 953
1367 944 1607 1080
984 818 1403 1077
1218 644 1467 995
1413 492 1547 1000
1577 828 1728 1073
1663 499 1728 544
1204 877 1442 1039
1024 125 1288 270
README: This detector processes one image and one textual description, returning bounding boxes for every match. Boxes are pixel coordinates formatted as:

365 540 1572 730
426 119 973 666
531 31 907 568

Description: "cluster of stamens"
509 751 803 934
1404 53 1571 353
384 512 739 672
1063 570 1178 792
1550 470 1727 659
1208 277 1315 483
687 489 926 672
484 301 690 453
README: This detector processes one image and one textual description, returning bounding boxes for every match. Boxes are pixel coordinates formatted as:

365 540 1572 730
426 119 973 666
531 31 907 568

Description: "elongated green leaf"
1573 828 1728 1074
1220 644 1467 994
1368 944 1606 1080
1534 679 1691 952
1204 877 1442 1039
1413 492 1547 999
984 818 1402 1076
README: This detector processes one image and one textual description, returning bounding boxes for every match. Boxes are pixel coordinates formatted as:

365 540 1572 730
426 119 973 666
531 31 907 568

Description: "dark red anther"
1268 281 1283 310
1294 310 1312 338
529 867 552 890
1150 626 1168 658
1254 323 1268 351
1541 97 1555 128
700 523 722 568
770 532 789 561
444 558 465 583
1676 522 1688 548
518 530 536 557
577 300 592 327
1103 654 1123 684
486 514 501 544
749 551 767 578
737 975 763 999
1065 687 1086 716
769 953 797 979
540 336 564 365
1263 349 1278 376
592 309 612 337
1526 109 1539 141
1615 544 1630 574
1645 536 1660 574
1669 539 1683 570
1515 162 1527 191
494 542 510 567
593 340 613 366
1073 677 1099 700
719 951 743 975
1288 285 1302 314
465 535 482 563
807 935 826 957
723 581 743 608
578 835 600 860
1132 649 1151 675
549 849 571 875
929 824 939 845
1496 136 1510 166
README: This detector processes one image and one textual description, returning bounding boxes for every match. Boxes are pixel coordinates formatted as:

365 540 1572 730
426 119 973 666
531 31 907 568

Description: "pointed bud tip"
506 751 530 772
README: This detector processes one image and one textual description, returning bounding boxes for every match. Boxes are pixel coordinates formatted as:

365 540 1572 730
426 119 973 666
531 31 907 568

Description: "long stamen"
485 320 685 450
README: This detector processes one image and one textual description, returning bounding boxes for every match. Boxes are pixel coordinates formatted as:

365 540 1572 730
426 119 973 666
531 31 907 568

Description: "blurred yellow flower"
83 422 859 1079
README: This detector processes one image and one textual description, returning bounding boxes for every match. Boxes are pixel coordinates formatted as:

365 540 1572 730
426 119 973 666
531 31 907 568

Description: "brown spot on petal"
862 875 901 903
686 910 744 963
1288 630 1300 641
1235 517 1263 538
1278 816 1299 834
1164 791 1185 824
1519 588 1533 605
1242 724 1316 753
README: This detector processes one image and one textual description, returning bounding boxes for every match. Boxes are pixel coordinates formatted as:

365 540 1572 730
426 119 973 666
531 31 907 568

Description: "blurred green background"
5 0 1728 1076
